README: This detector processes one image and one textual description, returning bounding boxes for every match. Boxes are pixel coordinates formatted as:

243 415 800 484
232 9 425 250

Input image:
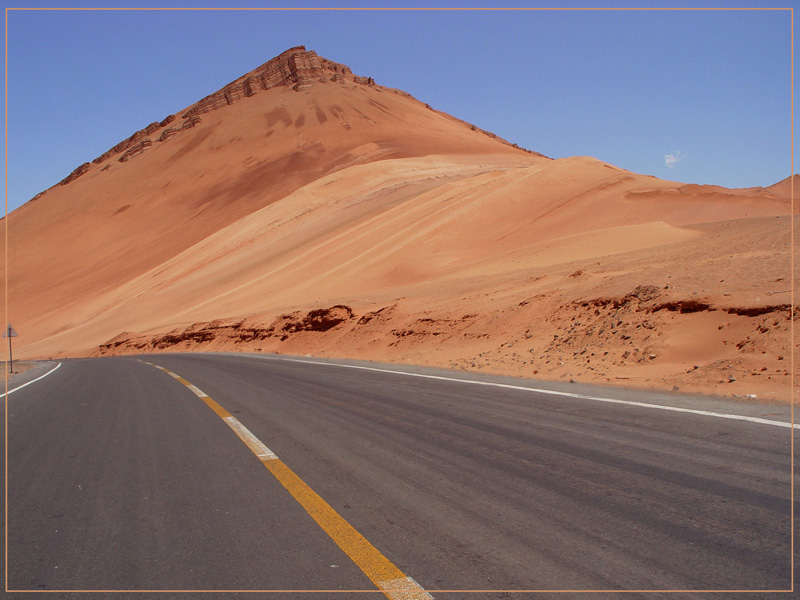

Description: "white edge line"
261 356 799 430
1 362 62 398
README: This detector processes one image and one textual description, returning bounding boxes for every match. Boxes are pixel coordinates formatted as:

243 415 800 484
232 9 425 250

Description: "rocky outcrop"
266 305 354 340
95 305 357 354
118 139 153 163
352 75 375 86
59 162 91 186
158 115 201 142
92 115 176 165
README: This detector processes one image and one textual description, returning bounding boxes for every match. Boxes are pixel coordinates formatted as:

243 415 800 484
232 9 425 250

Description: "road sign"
3 324 15 373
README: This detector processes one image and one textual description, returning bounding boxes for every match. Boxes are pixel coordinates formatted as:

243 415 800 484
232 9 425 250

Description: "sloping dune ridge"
4 46 796 401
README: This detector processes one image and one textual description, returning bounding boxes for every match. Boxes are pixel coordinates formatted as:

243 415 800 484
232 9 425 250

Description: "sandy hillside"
3 46 796 402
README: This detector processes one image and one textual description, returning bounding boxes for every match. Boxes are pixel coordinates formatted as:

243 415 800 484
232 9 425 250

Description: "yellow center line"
140 360 432 600
200 394 233 419
262 459 406 585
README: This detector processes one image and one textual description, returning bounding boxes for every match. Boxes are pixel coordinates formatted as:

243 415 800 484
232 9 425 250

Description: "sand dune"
4 47 795 401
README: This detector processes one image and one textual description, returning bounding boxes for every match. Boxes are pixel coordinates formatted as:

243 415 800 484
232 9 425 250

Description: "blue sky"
3 1 794 213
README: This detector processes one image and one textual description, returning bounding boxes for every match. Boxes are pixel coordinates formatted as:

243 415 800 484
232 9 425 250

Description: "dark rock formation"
118 139 153 162
59 162 91 186
158 115 201 142
92 115 175 165
267 305 354 340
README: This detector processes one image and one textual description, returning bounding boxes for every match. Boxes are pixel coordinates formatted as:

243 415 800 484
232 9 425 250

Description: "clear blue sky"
3 1 794 213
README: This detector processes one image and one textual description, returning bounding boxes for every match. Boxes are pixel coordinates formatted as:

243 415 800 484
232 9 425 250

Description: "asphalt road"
4 353 796 598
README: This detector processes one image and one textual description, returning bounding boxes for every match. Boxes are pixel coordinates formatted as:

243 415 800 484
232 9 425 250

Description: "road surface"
4 353 796 598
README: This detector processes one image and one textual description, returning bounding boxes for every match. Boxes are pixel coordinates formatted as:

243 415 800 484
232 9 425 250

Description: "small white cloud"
665 151 684 168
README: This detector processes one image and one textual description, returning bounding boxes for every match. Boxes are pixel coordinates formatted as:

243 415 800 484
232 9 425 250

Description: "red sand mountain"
4 46 795 400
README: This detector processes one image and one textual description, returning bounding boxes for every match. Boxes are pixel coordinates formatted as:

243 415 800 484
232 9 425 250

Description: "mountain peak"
182 45 369 119
36 46 374 194
31 45 541 205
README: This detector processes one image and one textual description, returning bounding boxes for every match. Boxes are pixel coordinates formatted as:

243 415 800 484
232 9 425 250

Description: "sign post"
3 324 18 374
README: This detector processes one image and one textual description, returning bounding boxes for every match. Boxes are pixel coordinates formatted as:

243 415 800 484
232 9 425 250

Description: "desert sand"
3 47 796 401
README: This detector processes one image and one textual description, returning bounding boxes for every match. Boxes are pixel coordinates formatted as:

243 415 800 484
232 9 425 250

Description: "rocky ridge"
93 289 795 401
182 45 356 119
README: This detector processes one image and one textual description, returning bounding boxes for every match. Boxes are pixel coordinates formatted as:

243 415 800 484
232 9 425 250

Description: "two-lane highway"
5 357 381 597
4 353 796 598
